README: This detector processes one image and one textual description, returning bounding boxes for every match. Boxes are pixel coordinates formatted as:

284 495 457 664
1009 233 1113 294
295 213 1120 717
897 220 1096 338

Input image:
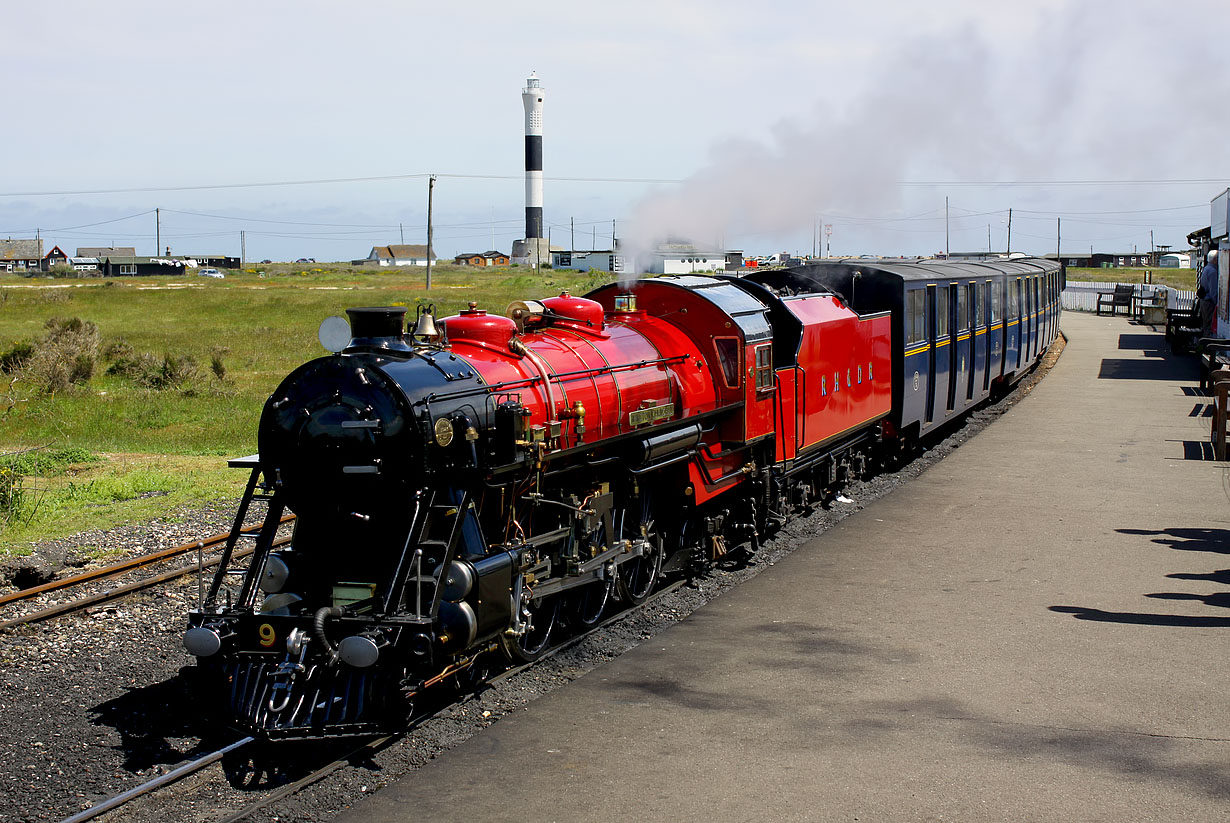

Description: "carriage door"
946 283 958 412
1014 278 1023 370
926 285 937 423
1034 277 1042 357
983 280 994 391
966 283 977 401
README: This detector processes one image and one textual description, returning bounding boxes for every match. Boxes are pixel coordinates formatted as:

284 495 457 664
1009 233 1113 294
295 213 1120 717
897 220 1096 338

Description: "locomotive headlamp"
614 293 637 313
184 626 222 657
260 554 291 593
434 417 455 447
338 635 381 668
317 315 351 353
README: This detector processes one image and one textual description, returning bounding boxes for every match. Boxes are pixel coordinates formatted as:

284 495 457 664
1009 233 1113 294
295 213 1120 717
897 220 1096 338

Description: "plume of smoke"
621 4 1227 273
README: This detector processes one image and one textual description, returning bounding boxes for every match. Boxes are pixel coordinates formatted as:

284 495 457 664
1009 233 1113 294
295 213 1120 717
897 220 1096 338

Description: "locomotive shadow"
88 666 241 774
89 666 388 789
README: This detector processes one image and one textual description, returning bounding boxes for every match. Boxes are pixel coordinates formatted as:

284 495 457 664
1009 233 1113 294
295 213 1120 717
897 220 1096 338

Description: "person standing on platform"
1198 250 1219 339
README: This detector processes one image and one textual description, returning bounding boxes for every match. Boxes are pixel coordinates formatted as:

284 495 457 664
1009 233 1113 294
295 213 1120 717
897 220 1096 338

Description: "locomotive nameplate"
629 402 674 427
434 417 455 447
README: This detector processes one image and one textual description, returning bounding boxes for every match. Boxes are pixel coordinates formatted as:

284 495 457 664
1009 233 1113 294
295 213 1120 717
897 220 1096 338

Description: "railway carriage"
747 258 1061 439
184 256 1061 740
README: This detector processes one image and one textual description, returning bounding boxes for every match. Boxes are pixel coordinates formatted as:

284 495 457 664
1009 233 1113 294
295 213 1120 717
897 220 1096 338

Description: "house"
70 257 99 272
454 251 510 267
551 250 627 274
42 246 69 270
77 246 136 258
641 244 726 275
357 244 435 267
99 256 199 276
0 238 44 272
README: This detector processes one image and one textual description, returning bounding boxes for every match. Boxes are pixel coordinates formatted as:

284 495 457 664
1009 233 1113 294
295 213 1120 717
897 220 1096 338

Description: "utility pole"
1056 218 1061 261
611 219 616 250
425 175 436 290
400 222 404 245
240 230 246 267
945 196 950 258
155 207 160 257
987 224 991 253
571 217 575 253
1006 208 1013 255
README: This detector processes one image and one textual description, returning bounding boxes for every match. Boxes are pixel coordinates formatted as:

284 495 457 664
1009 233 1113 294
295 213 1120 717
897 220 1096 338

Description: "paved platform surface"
337 312 1228 822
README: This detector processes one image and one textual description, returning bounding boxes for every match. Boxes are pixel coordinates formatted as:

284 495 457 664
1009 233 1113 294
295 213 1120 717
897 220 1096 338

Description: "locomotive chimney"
344 306 411 352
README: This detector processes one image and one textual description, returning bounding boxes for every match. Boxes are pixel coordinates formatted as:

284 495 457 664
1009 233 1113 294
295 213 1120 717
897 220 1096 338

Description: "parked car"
295 257 316 264
259 259 272 264
199 268 225 278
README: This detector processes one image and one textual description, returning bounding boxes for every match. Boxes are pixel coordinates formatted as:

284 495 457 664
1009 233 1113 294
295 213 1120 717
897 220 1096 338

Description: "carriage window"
936 289 949 338
713 337 740 388
754 344 773 391
907 290 926 345
957 286 969 331
992 281 1003 322
975 282 987 327
1009 279 1020 318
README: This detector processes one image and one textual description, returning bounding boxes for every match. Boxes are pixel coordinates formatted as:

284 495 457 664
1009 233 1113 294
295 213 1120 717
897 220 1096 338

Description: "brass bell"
413 305 440 341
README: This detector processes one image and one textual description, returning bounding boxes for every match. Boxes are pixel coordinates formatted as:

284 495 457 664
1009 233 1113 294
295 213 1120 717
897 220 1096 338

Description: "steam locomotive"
184 257 1062 739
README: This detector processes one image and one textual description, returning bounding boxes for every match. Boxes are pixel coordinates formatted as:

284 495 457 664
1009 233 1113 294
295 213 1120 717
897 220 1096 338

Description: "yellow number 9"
259 623 276 647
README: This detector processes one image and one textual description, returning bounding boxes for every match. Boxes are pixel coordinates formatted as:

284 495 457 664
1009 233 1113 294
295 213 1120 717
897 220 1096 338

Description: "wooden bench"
1166 298 1201 353
1197 339 1230 392
1096 284 1134 316
1212 367 1230 460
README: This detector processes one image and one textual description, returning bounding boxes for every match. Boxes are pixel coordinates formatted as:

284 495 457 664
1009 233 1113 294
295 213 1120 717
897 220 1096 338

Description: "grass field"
1065 266 1197 290
0 263 613 554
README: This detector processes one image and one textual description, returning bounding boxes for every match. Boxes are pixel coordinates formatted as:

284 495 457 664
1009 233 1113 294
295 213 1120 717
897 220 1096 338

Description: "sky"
3 0 1228 265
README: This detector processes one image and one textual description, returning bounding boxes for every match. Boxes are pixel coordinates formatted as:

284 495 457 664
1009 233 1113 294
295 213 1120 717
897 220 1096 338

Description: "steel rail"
0 515 295 607
58 736 254 823
0 536 291 631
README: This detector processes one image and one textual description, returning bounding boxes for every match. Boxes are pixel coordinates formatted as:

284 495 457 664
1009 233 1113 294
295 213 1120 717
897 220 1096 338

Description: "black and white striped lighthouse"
522 72 545 241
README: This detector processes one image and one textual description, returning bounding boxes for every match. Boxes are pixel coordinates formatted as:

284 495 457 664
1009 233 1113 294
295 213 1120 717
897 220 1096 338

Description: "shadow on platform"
1098 358 1197 381
1049 605 1230 627
1116 527 1230 554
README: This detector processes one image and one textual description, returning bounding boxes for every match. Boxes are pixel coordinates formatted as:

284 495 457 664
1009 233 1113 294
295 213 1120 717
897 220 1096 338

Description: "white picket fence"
1061 280 1196 313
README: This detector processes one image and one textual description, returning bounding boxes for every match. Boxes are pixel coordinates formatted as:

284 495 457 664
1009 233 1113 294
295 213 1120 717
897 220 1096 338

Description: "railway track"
54 578 687 823
0 516 295 631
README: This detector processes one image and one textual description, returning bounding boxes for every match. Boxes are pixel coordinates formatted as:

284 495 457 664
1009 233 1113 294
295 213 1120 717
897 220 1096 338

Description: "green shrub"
0 340 35 373
25 317 100 393
108 351 199 390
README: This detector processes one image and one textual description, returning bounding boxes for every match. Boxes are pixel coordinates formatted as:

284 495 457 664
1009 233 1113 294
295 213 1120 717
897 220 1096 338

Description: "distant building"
42 245 69 270
70 257 99 272
1158 252 1192 269
641 245 727 275
454 251 510 267
551 250 627 274
97 255 239 276
1043 252 1157 268
357 245 435 267
0 238 44 272
77 246 136 258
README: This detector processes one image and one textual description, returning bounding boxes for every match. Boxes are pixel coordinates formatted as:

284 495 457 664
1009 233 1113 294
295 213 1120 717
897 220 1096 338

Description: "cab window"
713 337 740 388
754 344 773 391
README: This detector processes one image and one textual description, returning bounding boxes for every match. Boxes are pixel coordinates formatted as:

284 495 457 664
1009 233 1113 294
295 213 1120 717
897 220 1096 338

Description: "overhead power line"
4 173 1227 199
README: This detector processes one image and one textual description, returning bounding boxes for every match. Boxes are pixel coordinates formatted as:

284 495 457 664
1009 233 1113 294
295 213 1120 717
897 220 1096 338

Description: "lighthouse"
512 72 550 266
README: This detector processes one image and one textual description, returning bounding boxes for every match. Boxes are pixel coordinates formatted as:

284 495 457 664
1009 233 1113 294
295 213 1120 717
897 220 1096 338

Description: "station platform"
337 311 1229 822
